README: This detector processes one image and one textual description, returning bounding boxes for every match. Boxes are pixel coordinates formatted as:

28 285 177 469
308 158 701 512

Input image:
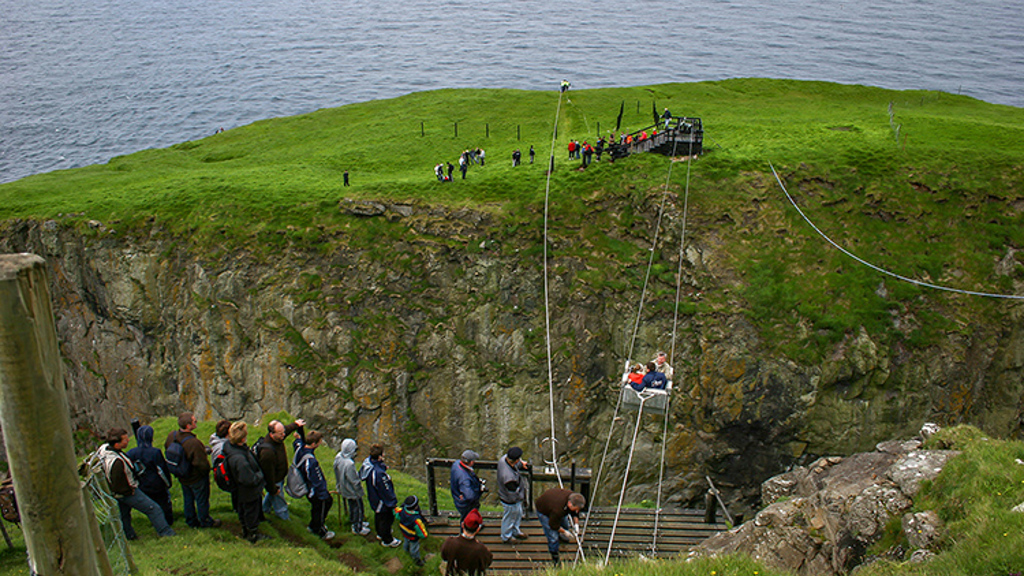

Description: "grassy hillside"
3 79 1023 364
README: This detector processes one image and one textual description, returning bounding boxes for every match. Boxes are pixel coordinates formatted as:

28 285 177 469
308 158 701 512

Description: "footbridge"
424 458 729 573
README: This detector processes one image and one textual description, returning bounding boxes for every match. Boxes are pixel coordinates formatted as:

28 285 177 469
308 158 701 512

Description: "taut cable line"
770 162 1024 300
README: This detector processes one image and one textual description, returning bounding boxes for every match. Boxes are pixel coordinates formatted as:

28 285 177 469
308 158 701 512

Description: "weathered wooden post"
0 254 107 576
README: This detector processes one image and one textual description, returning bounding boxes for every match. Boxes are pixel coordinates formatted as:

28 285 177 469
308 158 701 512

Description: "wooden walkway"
427 507 728 574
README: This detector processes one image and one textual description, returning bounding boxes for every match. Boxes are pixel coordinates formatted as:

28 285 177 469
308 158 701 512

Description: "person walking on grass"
361 443 400 547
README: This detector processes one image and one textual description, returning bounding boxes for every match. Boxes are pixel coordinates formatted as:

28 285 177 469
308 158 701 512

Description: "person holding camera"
450 450 483 522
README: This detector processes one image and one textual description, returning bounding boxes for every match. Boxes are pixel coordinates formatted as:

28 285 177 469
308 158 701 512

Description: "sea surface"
1 0 1021 184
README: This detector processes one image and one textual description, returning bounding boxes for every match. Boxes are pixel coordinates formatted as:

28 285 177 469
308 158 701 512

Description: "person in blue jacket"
641 361 668 390
450 449 482 521
127 425 174 526
293 430 334 540
361 443 400 547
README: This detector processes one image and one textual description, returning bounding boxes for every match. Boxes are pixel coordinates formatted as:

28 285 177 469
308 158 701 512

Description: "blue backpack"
165 432 192 479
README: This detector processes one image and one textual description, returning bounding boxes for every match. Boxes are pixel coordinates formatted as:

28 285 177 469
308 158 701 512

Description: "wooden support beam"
0 254 109 576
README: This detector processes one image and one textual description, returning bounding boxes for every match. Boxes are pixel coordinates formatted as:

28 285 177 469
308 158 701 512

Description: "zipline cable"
770 162 1024 300
543 90 566 488
654 129 696 553
603 121 697 563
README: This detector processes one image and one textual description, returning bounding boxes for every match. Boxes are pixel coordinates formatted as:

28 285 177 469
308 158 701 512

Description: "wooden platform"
427 507 728 574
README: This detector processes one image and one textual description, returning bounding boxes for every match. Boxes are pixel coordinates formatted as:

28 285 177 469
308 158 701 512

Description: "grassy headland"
2 79 1023 362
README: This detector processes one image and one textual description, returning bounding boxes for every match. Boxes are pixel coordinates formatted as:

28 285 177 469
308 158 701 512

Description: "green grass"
3 80 1022 362
857 425 1024 576
0 415 437 576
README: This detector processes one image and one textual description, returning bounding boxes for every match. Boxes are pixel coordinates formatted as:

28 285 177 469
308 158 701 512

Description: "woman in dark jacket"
127 425 174 525
224 422 268 543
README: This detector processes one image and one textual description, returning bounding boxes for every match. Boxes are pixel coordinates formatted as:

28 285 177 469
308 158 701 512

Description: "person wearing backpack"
164 412 220 529
293 430 334 540
361 443 400 547
98 428 176 539
396 495 429 566
126 425 174 526
224 421 268 543
255 418 305 521
333 438 371 535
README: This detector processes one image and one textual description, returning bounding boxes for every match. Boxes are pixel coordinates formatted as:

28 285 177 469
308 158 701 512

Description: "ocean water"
1 0 1021 183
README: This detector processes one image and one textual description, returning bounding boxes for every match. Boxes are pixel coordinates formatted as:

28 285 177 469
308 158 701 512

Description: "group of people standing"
444 447 586 569
96 413 587 573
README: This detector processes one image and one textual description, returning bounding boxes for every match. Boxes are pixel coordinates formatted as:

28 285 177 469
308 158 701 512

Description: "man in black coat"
224 422 268 543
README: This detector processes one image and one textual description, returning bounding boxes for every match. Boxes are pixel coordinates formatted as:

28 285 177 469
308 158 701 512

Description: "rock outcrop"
1 195 1022 512
693 426 959 575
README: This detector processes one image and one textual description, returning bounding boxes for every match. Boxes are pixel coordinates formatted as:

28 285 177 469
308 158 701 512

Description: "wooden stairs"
426 507 728 574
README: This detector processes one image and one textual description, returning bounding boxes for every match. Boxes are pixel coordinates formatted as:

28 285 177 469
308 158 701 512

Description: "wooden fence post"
0 254 107 576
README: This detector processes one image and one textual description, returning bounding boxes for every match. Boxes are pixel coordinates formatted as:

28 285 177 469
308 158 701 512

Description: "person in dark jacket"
450 450 482 521
361 443 400 547
640 361 668 390
496 446 529 543
224 421 268 543
127 425 174 526
441 508 492 575
165 412 220 528
396 495 429 566
255 418 305 520
294 430 334 540
535 488 585 564
99 428 176 539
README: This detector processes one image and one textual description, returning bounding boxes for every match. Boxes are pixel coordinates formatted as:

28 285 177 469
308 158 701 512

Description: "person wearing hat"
496 446 530 543
396 495 429 566
441 508 493 575
450 449 482 521
535 488 586 565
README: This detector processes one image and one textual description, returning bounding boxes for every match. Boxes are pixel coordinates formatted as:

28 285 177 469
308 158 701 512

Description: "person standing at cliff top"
451 450 483 521
255 417 305 521
560 79 571 93
165 412 221 529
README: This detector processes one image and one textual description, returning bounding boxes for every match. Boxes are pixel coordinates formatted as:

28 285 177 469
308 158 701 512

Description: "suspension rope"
604 393 651 564
770 162 1024 300
575 371 625 562
543 89 566 488
654 127 696 553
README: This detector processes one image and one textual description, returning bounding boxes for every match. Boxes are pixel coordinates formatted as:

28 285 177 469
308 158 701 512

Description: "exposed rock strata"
0 201 1022 512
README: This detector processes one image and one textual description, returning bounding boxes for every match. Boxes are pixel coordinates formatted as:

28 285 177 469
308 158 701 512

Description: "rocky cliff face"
1 196 1022 513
